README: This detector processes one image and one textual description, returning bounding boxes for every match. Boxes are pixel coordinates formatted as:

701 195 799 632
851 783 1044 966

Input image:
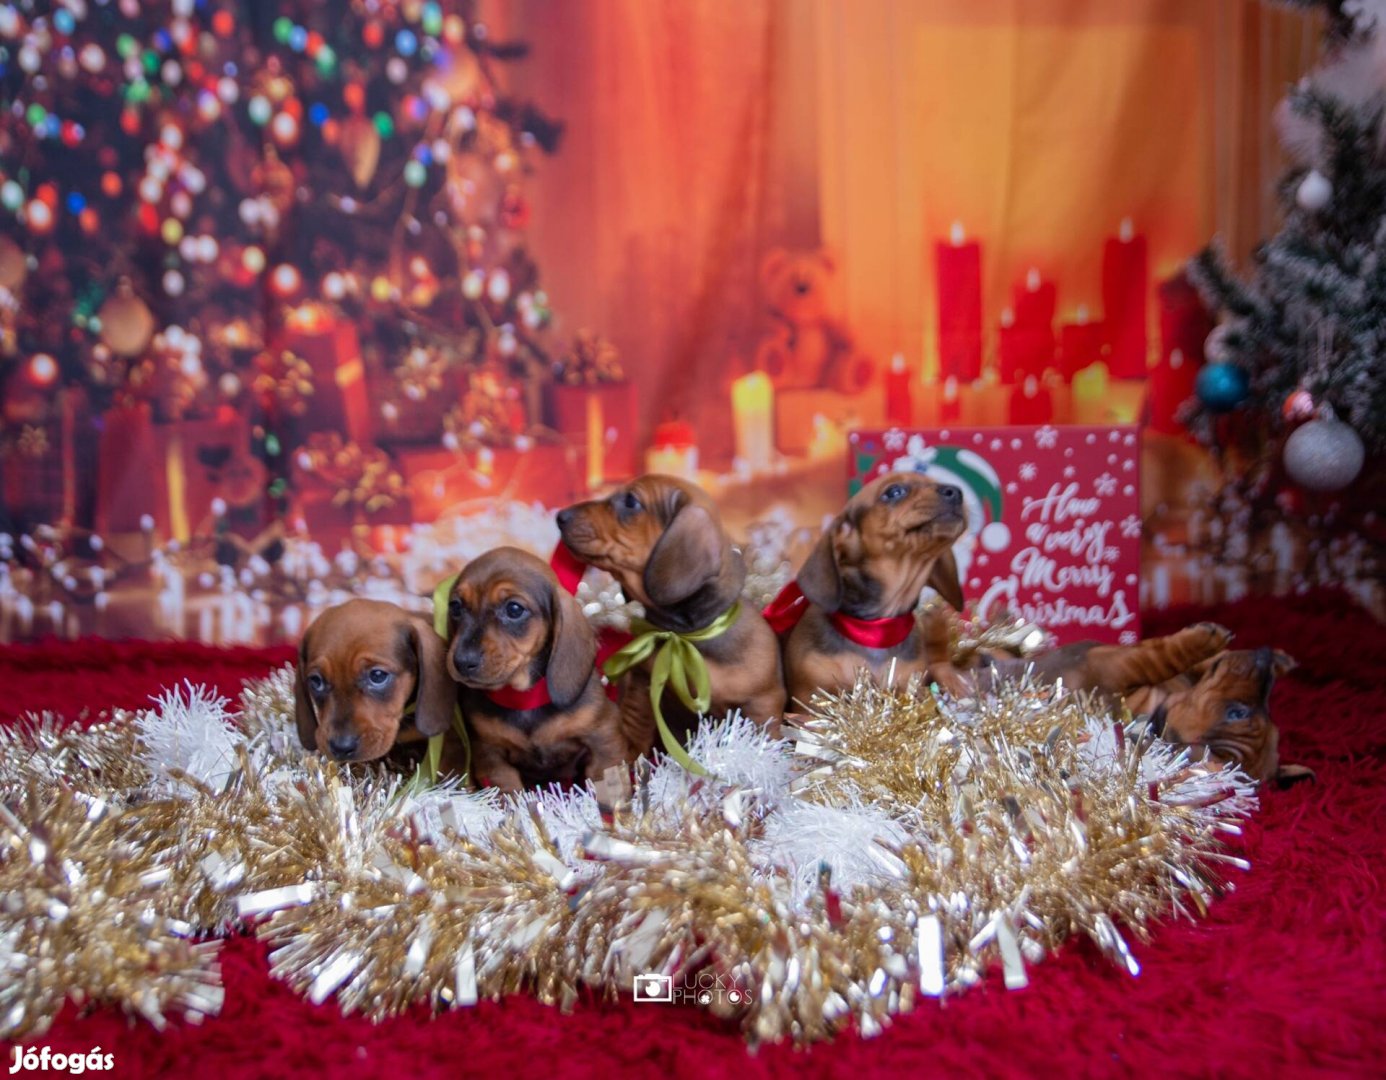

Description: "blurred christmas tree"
1188 0 1383 497
0 0 562 491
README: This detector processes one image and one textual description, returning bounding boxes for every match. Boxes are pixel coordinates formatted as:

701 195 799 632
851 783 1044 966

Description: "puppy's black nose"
556 507 575 530
453 647 481 675
327 733 360 760
938 484 962 506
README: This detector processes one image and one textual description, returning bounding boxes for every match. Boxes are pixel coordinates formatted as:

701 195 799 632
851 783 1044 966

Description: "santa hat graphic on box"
879 434 1010 591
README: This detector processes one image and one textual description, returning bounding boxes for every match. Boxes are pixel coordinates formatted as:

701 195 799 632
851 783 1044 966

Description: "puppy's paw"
1194 622 1234 651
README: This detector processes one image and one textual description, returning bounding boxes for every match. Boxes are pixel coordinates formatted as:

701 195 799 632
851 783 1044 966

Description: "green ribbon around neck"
408 573 470 792
601 601 742 777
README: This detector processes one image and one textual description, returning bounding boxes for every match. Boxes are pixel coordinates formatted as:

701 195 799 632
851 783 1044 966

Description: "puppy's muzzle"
327 733 360 760
452 644 483 679
937 484 962 508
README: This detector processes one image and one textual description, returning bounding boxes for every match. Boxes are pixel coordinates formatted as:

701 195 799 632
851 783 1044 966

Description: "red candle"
885 352 912 424
1058 307 1104 380
940 375 962 423
936 222 983 383
1001 269 1056 382
1148 272 1211 435
1008 375 1054 424
1102 218 1149 378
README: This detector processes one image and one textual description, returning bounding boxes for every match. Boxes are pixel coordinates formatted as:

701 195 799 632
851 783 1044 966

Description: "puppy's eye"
881 483 908 504
502 599 528 620
1224 703 1252 722
307 673 327 694
619 491 642 512
448 598 463 621
367 668 393 688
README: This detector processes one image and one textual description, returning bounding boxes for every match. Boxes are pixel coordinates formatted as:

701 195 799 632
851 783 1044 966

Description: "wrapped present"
549 381 637 486
399 435 579 520
775 387 884 455
95 404 254 542
849 424 1142 646
367 347 460 448
290 433 411 549
272 303 373 444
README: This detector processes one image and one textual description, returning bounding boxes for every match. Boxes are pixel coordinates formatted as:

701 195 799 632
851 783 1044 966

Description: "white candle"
731 371 774 472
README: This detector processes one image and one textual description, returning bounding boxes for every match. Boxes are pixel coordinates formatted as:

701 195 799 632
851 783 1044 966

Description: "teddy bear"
754 248 874 393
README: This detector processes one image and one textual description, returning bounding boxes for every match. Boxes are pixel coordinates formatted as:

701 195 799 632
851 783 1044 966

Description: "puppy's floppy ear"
644 502 724 609
797 520 843 613
1274 762 1316 787
926 547 964 611
294 632 318 751
545 583 597 708
1190 653 1224 680
404 617 455 737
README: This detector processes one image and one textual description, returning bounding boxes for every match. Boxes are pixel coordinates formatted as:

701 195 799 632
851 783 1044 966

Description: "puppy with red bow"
444 546 629 792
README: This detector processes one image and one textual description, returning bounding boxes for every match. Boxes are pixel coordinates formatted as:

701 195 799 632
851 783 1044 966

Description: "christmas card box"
848 425 1142 645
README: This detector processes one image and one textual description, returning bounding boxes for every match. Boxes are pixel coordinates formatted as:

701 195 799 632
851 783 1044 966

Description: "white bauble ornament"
1283 418 1365 492
1296 170 1332 212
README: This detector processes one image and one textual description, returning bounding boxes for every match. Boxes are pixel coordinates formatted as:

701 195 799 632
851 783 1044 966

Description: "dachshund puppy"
1143 647 1311 786
445 546 627 792
555 475 786 754
781 471 966 705
787 472 1233 712
296 599 458 764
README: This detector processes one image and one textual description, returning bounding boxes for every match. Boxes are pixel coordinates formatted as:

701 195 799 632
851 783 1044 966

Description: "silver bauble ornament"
1296 169 1333 212
1283 417 1365 492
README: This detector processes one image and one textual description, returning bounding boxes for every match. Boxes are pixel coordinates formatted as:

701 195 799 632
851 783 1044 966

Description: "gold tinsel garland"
0 663 1255 1045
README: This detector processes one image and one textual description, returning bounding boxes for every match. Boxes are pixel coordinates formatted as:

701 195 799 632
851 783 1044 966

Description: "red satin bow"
761 580 917 649
548 542 628 701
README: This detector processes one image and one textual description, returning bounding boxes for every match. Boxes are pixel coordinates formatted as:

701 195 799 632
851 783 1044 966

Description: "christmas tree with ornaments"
0 0 579 548
1189 0 1383 498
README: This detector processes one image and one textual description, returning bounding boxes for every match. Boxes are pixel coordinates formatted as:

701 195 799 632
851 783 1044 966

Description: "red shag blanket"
1 592 1383 1078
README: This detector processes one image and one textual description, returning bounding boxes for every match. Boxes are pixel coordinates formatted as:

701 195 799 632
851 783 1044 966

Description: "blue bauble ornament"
1195 362 1249 412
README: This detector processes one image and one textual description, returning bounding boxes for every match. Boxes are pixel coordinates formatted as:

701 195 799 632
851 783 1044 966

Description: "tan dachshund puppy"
789 472 1234 713
445 546 627 792
1142 647 1311 786
296 599 457 764
781 471 966 705
555 475 786 754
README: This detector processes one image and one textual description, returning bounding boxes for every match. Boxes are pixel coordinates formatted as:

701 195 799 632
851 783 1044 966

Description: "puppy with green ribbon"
555 475 787 774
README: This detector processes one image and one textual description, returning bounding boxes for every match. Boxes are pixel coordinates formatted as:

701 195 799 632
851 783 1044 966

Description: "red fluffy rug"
2 592 1383 1078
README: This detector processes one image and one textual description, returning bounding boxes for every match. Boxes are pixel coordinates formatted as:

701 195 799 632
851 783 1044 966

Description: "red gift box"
548 382 637 486
96 404 255 542
399 439 579 520
849 424 1142 645
274 305 373 445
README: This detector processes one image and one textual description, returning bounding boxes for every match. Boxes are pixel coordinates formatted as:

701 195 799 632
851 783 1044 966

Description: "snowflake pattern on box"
850 425 1142 645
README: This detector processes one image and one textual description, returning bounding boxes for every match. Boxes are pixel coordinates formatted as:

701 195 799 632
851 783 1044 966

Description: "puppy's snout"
556 506 576 530
327 733 360 760
937 484 962 507
453 645 482 676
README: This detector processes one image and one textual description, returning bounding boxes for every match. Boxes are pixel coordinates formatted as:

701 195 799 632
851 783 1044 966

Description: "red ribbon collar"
483 680 553 711
761 581 917 649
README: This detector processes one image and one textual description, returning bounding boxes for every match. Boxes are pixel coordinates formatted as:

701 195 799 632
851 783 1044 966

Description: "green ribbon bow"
409 573 471 791
601 602 742 777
